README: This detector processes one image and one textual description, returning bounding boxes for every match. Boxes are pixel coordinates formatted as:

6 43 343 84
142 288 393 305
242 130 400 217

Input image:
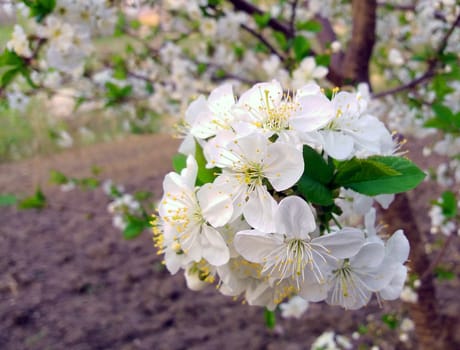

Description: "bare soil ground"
0 134 458 350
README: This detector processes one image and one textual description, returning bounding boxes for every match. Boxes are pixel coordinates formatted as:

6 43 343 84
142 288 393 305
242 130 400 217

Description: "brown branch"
228 0 293 38
373 12 460 98
421 234 456 280
289 0 299 34
240 24 285 60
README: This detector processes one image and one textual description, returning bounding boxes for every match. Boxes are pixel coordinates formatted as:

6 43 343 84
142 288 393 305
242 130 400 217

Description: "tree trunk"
381 193 447 350
343 0 377 84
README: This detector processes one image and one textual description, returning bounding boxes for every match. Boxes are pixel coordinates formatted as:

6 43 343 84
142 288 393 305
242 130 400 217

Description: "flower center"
257 90 298 132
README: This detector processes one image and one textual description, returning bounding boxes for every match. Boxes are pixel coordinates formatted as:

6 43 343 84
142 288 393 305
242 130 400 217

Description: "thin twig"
289 0 299 34
373 12 460 98
240 24 285 60
421 234 456 280
228 0 293 38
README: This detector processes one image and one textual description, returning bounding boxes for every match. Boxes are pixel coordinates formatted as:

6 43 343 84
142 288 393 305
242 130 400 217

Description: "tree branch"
373 12 460 98
240 24 285 60
228 0 293 38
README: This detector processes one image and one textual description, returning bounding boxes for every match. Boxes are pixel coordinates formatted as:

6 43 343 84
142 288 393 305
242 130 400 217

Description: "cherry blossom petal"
198 183 233 227
265 142 304 191
243 186 277 232
201 225 230 266
234 230 283 263
275 196 316 239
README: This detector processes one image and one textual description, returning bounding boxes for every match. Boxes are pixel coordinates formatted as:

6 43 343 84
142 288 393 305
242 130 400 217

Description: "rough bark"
342 0 377 84
381 193 447 350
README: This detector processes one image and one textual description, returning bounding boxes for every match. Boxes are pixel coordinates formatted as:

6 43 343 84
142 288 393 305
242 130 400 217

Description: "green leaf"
273 31 288 51
334 156 425 196
195 141 219 185
254 13 271 29
18 188 46 210
0 49 24 66
105 82 133 106
381 313 399 330
173 153 187 173
296 20 322 33
1 68 20 88
0 194 17 206
49 170 68 185
264 308 276 330
434 265 455 281
431 75 455 100
78 177 100 189
302 145 334 185
23 0 56 22
292 36 310 62
296 175 334 206
439 191 457 219
315 54 330 67
424 104 460 133
123 216 149 239
134 191 152 201
197 62 207 75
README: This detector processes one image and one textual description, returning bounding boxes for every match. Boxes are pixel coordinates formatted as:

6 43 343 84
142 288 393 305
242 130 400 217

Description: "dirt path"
0 134 457 350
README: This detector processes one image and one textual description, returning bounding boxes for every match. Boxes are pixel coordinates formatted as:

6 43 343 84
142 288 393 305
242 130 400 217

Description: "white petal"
360 263 399 292
181 155 198 189
234 230 283 263
275 196 316 239
231 133 268 164
208 83 235 112
322 131 354 160
379 264 407 300
238 80 283 111
296 82 321 98
265 142 304 190
314 228 365 259
201 225 230 266
185 95 206 124
243 186 277 232
350 242 385 269
198 183 233 227
385 230 409 263
298 279 329 302
290 94 334 132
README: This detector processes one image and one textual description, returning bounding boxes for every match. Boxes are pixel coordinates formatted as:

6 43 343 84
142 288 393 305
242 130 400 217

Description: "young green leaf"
172 153 187 173
123 215 149 239
254 13 271 29
18 188 47 210
49 170 69 185
439 191 457 219
293 36 310 62
296 175 334 206
302 145 334 185
195 141 218 185
0 194 17 207
264 308 276 329
23 0 56 22
296 20 322 33
334 156 425 196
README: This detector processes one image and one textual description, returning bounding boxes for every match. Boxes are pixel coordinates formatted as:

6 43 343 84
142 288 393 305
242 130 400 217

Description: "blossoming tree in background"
1 0 460 349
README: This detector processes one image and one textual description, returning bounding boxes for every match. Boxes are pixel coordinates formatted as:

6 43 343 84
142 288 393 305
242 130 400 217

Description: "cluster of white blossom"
104 180 142 231
311 331 352 350
153 80 410 311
